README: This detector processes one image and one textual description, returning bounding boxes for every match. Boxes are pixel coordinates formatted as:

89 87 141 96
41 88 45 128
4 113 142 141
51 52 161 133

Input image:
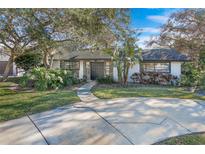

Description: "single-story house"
52 48 190 82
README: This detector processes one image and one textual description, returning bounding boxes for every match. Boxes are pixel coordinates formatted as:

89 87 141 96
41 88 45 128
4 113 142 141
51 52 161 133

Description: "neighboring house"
52 48 190 82
0 50 22 77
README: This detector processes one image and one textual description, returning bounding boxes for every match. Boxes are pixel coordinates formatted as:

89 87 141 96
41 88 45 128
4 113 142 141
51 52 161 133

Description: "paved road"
0 81 205 144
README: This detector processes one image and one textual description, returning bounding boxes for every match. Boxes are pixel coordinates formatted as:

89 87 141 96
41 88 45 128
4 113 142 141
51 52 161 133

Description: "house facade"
52 48 190 82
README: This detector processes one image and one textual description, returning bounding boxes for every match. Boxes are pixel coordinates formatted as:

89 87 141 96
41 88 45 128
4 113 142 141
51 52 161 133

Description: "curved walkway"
77 81 205 144
0 81 204 145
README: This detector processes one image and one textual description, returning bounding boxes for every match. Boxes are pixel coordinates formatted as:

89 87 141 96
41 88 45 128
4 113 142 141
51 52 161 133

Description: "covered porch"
79 60 113 80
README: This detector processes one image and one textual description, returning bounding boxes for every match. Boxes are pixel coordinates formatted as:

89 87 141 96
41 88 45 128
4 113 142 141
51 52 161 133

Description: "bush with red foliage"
131 72 179 85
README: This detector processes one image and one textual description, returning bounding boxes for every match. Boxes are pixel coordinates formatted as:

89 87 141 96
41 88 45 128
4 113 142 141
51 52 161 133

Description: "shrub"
20 67 77 90
14 52 42 71
131 72 179 86
97 76 114 84
180 63 201 87
200 73 205 90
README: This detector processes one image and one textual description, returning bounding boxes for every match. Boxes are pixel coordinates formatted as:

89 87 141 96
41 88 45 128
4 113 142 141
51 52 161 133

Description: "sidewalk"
77 81 99 102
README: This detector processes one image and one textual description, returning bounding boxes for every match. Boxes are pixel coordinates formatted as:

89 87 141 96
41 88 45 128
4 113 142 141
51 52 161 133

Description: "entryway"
90 62 104 80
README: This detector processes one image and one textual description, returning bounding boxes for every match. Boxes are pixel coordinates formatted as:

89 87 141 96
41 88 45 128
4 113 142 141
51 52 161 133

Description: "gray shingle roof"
74 50 111 60
55 48 190 62
54 50 111 60
141 48 190 61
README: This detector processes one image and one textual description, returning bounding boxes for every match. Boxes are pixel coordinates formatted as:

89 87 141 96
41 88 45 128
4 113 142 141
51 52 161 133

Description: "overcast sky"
130 8 182 48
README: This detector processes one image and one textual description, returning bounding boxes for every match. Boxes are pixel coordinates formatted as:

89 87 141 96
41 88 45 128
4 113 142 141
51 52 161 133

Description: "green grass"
156 133 205 145
0 82 18 88
0 82 80 122
92 85 205 101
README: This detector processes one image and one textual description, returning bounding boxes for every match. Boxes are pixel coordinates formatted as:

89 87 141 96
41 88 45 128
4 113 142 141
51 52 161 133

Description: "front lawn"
0 82 80 122
92 84 205 101
156 133 205 145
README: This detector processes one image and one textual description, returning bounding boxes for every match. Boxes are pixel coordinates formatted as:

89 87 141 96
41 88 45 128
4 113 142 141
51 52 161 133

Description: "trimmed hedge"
97 76 114 84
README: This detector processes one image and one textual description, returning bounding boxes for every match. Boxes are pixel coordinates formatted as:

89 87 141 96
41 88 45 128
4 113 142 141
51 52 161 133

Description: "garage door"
91 62 104 80
0 61 13 76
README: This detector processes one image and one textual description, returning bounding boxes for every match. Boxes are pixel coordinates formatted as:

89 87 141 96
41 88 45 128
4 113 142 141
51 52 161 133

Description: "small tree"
14 52 42 71
112 35 141 85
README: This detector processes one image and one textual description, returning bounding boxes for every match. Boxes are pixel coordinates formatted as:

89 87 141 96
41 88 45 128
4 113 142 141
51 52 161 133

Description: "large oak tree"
0 8 125 80
149 9 205 71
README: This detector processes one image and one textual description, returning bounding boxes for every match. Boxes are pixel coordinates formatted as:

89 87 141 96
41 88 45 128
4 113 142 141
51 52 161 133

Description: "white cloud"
142 27 160 34
138 36 151 42
138 36 152 48
146 9 182 24
147 15 168 24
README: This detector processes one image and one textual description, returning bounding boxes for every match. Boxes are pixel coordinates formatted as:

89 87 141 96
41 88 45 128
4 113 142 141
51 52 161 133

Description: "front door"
91 62 104 80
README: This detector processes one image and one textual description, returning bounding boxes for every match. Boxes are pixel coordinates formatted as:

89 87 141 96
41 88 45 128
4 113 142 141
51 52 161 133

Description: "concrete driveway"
0 82 205 144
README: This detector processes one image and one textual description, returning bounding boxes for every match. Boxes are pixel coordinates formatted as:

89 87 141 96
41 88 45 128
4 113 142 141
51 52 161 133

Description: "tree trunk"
117 63 122 83
43 51 50 69
123 62 130 86
49 54 54 68
2 55 14 81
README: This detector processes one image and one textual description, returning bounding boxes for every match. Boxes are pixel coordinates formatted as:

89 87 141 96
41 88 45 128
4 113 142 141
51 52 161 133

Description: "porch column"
86 61 91 80
13 62 17 76
113 62 118 81
105 61 110 76
79 60 84 79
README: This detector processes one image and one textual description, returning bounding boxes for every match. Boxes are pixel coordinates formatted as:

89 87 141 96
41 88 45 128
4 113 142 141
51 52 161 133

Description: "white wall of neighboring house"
170 62 181 78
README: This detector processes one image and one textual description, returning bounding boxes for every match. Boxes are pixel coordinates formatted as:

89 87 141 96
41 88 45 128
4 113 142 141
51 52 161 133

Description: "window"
60 61 79 70
142 62 170 73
